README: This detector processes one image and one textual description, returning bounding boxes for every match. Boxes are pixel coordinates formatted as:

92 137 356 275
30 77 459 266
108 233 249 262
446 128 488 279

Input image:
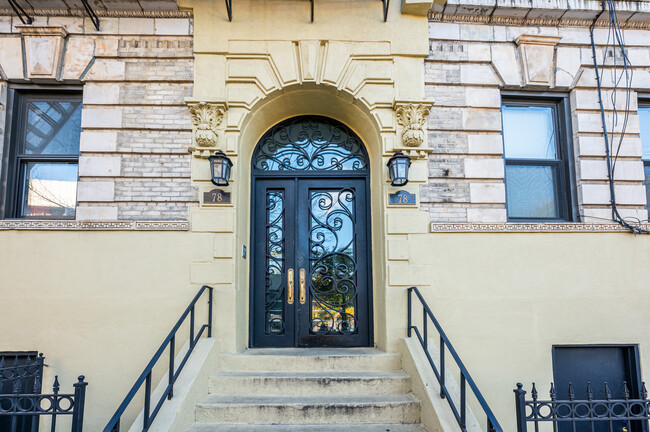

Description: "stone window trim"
500 93 579 223
639 97 650 221
0 84 83 220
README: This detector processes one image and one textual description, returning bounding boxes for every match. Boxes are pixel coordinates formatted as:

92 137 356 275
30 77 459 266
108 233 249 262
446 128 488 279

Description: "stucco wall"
402 231 650 431
0 230 214 431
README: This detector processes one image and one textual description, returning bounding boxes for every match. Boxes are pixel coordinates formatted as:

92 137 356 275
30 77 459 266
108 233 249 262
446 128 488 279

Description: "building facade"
1 0 649 431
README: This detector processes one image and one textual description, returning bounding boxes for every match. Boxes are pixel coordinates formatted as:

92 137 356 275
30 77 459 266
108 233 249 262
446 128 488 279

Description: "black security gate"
250 116 372 348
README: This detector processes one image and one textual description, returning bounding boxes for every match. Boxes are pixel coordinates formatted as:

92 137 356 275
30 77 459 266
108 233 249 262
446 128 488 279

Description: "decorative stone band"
430 223 648 233
428 12 650 30
0 9 192 18
0 220 189 231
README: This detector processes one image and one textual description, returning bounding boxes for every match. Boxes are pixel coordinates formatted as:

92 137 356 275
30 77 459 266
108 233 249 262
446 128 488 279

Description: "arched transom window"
252 116 368 172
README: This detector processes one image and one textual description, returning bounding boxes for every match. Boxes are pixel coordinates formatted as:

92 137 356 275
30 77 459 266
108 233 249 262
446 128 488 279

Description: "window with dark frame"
501 97 574 221
2 91 82 219
639 101 650 221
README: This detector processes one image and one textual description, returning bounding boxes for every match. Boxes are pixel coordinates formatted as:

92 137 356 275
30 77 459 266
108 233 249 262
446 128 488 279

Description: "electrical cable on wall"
589 0 649 234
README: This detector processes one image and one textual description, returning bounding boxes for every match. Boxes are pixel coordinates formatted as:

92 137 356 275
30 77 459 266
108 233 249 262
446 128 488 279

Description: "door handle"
287 268 294 304
299 268 306 304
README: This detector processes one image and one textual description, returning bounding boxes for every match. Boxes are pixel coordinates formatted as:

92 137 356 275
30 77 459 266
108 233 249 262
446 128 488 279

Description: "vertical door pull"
287 268 295 304
299 268 306 304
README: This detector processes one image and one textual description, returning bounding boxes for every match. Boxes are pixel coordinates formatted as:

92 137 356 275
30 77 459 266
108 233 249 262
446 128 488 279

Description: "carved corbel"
186 100 228 158
393 100 434 159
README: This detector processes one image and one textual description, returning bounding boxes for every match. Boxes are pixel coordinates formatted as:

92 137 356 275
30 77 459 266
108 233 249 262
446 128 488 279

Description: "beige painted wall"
0 230 213 431
404 232 650 432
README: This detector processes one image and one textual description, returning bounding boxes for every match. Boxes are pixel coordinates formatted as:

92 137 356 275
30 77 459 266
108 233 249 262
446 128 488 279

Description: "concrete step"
218 348 402 372
209 370 411 395
187 423 429 431
195 394 420 424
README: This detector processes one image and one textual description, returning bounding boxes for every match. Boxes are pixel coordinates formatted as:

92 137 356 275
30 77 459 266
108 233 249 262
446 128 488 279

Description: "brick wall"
0 15 196 221
424 21 650 224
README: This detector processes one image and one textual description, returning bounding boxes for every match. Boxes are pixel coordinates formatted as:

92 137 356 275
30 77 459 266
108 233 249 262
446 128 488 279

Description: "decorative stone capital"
186 100 228 158
393 100 433 158
16 25 68 80
515 35 562 87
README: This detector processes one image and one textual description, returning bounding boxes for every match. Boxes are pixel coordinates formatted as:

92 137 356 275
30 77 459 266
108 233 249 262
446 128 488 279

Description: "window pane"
22 100 82 155
20 162 78 217
506 164 560 219
502 105 557 159
640 107 650 161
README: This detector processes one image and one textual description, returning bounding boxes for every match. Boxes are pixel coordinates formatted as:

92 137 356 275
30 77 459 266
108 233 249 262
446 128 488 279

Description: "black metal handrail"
515 382 650 432
0 375 87 432
407 286 503 432
104 285 213 432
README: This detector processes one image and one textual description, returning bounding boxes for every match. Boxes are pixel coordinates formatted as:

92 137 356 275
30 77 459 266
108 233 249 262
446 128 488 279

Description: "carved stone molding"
0 220 189 231
428 12 650 30
430 223 644 233
0 9 192 18
393 100 434 159
186 100 228 158
16 25 68 80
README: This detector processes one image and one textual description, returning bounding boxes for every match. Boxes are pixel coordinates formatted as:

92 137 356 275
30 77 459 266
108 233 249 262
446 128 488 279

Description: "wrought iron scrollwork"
309 189 358 335
253 117 368 172
265 191 286 334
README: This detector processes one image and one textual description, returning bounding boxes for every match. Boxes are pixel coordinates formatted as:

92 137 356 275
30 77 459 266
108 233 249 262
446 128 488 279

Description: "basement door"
249 116 372 348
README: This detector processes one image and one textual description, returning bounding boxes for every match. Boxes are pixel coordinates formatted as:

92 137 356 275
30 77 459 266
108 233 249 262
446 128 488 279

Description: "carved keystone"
515 35 562 87
16 26 68 80
186 100 228 158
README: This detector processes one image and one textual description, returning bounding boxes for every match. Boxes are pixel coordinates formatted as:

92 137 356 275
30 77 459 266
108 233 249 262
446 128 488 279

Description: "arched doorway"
250 116 373 348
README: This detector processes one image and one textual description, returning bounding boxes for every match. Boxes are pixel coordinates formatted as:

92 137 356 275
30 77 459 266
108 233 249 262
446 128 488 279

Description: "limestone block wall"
0 14 196 221
424 19 650 224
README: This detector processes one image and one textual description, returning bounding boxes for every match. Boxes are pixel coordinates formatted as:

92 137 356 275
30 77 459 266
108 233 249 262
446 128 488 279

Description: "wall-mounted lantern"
208 151 233 186
387 152 411 187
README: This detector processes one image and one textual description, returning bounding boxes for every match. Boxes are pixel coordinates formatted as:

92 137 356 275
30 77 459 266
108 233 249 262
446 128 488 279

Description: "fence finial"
550 382 557 400
586 382 593 401
642 382 647 399
604 382 612 400
568 382 575 401
623 381 630 400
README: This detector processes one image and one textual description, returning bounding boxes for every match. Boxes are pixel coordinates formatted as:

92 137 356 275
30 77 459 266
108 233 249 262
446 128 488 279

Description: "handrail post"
208 287 213 338
72 376 87 432
460 372 467 429
190 305 195 348
440 337 445 399
407 288 412 337
168 335 175 400
514 383 527 432
423 306 427 351
144 371 152 430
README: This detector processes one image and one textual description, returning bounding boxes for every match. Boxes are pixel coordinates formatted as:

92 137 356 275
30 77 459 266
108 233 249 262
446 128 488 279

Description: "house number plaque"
203 189 231 205
389 190 415 206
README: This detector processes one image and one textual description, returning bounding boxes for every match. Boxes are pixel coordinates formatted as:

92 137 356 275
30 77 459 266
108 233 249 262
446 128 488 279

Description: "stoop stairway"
185 348 429 431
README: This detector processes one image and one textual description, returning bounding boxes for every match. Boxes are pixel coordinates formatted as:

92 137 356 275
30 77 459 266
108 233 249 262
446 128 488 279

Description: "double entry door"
251 176 371 347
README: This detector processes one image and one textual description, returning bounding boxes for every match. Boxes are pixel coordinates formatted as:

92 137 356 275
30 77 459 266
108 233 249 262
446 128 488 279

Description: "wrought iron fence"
104 285 213 432
0 353 45 395
407 286 503 432
515 382 650 432
0 375 87 432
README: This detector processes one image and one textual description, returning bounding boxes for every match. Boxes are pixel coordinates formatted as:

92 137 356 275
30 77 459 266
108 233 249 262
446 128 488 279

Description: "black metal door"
251 177 371 347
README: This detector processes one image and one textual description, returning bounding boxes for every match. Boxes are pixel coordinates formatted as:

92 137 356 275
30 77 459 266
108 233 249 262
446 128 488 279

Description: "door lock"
287 268 294 304
299 268 307 304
